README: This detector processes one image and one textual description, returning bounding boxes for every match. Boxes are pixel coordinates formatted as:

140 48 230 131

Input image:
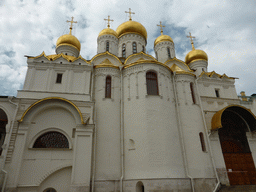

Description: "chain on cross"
186 32 196 50
104 15 114 28
157 21 165 35
125 8 135 21
67 16 77 35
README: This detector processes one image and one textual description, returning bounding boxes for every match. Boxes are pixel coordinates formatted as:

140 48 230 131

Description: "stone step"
218 185 256 192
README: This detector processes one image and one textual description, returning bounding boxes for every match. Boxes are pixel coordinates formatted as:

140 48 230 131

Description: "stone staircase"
218 185 256 192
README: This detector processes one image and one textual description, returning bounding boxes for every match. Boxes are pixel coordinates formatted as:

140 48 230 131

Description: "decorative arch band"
18 97 85 124
211 104 256 130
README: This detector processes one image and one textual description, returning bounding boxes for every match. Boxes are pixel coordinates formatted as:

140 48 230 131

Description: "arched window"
167 47 171 58
106 41 109 52
146 71 159 95
199 132 206 152
122 43 126 57
190 82 196 104
142 45 145 53
132 42 137 54
33 131 69 148
44 188 57 192
105 75 111 98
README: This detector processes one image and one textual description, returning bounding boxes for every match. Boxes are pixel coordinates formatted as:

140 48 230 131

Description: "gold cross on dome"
157 21 165 35
125 8 135 21
187 32 195 50
104 15 114 28
67 16 77 35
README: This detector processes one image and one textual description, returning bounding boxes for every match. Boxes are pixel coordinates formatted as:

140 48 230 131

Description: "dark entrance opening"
218 109 256 185
0 109 7 156
136 181 145 192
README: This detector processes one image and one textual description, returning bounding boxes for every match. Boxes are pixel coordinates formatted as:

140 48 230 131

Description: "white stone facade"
0 18 255 192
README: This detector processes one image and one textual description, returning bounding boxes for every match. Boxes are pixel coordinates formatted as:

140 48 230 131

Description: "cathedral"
0 10 256 192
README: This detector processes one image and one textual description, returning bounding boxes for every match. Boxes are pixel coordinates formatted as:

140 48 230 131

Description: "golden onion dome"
154 34 173 47
56 34 81 51
116 20 147 39
98 28 118 38
185 49 208 64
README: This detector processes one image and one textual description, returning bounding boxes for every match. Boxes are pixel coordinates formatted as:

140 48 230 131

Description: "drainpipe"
119 66 124 192
1 169 7 192
195 79 220 192
91 64 97 192
172 72 195 192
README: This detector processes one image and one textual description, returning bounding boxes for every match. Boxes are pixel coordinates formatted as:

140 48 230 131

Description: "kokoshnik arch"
0 9 255 192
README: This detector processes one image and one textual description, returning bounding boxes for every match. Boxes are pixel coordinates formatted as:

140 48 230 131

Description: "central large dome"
116 21 147 40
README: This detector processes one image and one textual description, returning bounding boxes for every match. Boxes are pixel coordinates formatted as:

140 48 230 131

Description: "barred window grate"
106 41 109 52
146 72 159 95
33 131 69 148
133 42 137 54
105 76 111 98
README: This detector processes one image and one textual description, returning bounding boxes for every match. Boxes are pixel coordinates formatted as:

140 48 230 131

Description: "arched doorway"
0 109 7 156
136 181 145 192
218 108 256 185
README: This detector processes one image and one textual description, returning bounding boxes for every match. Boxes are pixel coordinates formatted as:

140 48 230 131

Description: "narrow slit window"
167 47 171 58
199 132 206 152
190 82 196 104
146 71 159 95
105 75 111 98
122 43 126 57
215 89 220 98
106 41 109 52
56 73 63 84
142 45 145 53
133 42 137 54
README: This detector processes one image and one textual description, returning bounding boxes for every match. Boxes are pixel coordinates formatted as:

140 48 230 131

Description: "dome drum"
56 44 80 58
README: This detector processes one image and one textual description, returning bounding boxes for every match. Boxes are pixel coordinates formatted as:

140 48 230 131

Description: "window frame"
215 89 220 98
105 75 112 98
146 71 159 96
132 42 137 54
199 132 207 152
32 131 69 149
56 73 63 84
167 47 171 58
190 82 196 104
106 41 109 52
122 43 126 57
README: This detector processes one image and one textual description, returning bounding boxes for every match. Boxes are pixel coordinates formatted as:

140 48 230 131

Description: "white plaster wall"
37 167 72 192
94 67 121 180
154 41 175 63
16 105 75 186
118 34 146 58
97 35 118 56
175 75 215 178
123 64 185 179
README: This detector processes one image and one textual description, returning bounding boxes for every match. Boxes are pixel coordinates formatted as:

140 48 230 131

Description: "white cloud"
0 0 255 96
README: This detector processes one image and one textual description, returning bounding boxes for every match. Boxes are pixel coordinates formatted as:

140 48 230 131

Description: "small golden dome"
116 20 147 39
185 49 208 64
56 34 81 51
98 28 118 38
154 34 173 47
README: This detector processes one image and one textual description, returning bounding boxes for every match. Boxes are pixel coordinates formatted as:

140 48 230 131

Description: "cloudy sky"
0 0 255 96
